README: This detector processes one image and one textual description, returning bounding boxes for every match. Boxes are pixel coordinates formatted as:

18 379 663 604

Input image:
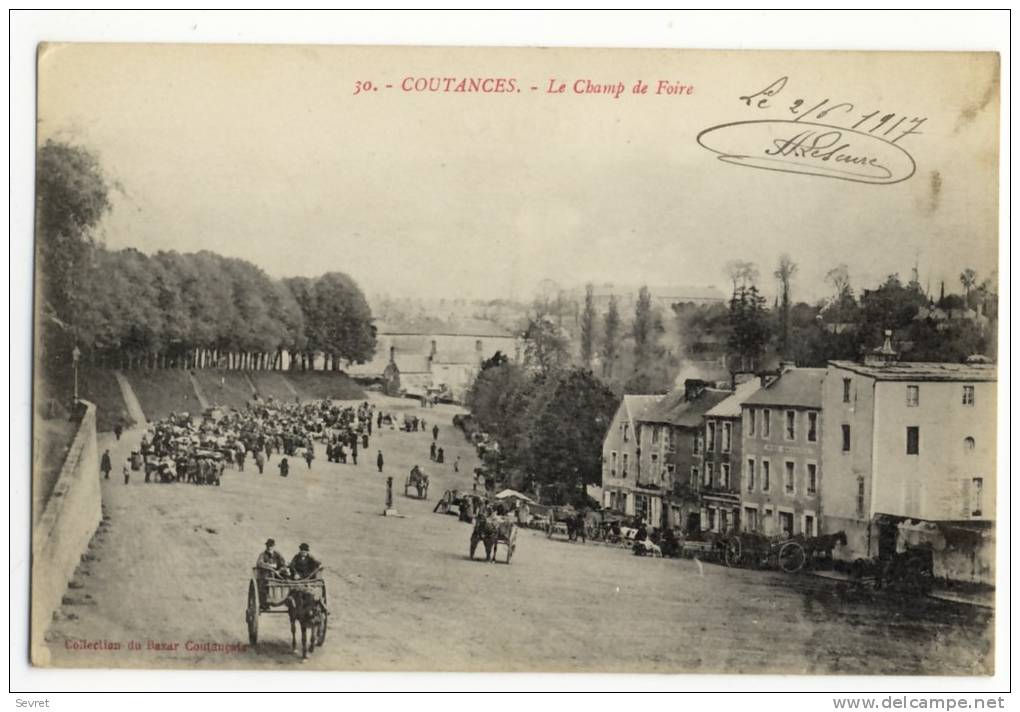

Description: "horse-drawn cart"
245 569 328 654
404 466 430 499
722 532 807 573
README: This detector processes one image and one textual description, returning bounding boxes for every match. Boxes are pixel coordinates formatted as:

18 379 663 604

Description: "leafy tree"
523 368 619 502
601 296 620 378
959 268 978 308
632 285 654 370
522 305 569 375
727 285 771 371
580 283 596 368
774 254 798 357
36 140 112 327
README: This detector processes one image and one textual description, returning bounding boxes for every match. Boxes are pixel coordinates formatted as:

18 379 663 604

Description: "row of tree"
36 140 377 373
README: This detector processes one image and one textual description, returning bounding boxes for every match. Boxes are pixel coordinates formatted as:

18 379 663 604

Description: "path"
113 371 148 426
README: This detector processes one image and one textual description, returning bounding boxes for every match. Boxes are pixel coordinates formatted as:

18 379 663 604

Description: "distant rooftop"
623 394 663 424
705 379 762 419
639 387 731 427
743 368 826 409
376 317 515 338
829 361 998 382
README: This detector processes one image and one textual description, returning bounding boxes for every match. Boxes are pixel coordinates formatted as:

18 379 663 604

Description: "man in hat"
100 449 112 479
289 543 322 580
255 538 287 609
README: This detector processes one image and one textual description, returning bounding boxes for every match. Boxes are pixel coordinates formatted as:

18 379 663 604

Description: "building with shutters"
739 368 826 539
823 345 997 584
600 394 664 517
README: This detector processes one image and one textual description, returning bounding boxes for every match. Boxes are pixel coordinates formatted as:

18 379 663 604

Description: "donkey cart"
245 569 328 656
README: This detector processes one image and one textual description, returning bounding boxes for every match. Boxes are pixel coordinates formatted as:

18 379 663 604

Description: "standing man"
376 450 384 473
114 421 124 441
351 440 358 466
432 424 439 442
123 462 130 485
278 457 289 478
255 449 266 474
100 449 112 480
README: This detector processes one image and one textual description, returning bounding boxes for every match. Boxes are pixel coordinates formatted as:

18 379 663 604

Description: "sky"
37 44 1000 304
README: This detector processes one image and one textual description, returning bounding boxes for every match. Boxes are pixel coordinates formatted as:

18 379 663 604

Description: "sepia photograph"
22 22 1004 688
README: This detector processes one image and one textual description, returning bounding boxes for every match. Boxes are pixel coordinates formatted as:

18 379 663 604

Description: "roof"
828 361 998 382
743 368 826 409
393 354 432 374
432 350 481 365
375 316 515 338
623 394 662 424
639 387 730 427
705 379 762 418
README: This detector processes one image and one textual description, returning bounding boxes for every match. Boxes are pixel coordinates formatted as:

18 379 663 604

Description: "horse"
802 530 848 569
284 588 325 659
469 512 497 561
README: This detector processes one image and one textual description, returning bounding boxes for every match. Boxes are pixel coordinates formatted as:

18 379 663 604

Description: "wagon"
723 532 806 573
245 569 328 647
404 466 430 499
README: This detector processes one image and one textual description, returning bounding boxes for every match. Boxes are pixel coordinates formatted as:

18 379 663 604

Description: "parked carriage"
404 466 430 499
722 532 807 573
848 543 934 595
245 569 328 648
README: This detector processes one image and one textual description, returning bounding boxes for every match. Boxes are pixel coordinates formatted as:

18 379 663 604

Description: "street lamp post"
72 345 81 406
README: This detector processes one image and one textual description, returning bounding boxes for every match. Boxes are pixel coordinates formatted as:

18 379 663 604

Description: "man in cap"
289 543 323 580
255 538 287 609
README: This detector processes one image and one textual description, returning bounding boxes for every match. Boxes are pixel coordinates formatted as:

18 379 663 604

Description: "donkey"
284 589 324 659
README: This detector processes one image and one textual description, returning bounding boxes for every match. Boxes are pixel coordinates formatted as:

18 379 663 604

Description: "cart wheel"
779 542 806 573
316 605 328 646
246 580 259 645
724 538 742 567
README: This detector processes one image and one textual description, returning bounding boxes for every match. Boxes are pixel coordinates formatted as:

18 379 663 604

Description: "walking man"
376 450 384 473
100 449 112 480
432 424 439 442
123 463 130 485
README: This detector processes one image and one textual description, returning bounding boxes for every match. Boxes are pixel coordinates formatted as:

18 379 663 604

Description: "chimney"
684 378 708 402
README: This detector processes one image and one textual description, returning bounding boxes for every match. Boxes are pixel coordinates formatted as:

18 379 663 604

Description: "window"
747 408 756 436
856 477 865 517
763 409 772 438
841 424 851 452
693 433 702 454
762 460 771 492
906 426 919 455
843 378 852 403
635 495 650 523
707 422 716 452
623 423 629 442
807 412 818 442
665 429 675 453
610 451 617 477
721 463 731 489
906 385 919 407
784 461 795 493
763 507 775 535
650 453 658 473
608 491 617 510
746 458 756 491
691 466 699 485
744 507 758 532
804 514 816 537
785 410 796 440
779 511 794 538
652 426 660 444
666 463 675 480
807 463 817 495
622 452 629 477
619 492 628 513
964 436 976 452
707 508 717 532
705 462 714 487
971 477 984 517
722 422 732 453
963 385 975 406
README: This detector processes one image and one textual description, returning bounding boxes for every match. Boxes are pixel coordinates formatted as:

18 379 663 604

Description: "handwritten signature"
697 77 922 184
697 120 916 185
